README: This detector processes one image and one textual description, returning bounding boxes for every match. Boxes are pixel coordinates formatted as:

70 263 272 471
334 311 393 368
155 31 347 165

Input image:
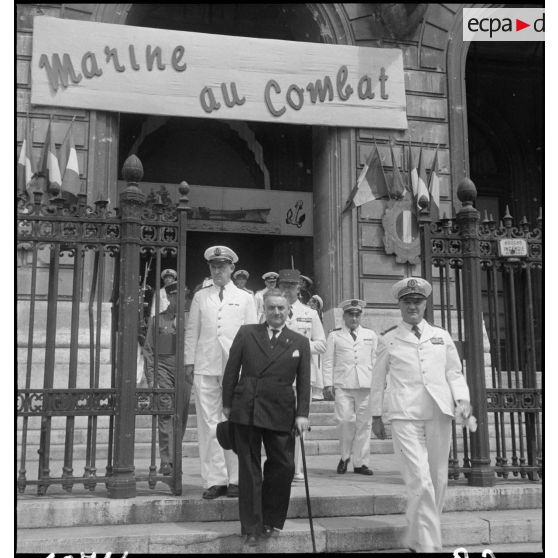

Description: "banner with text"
31 17 408 129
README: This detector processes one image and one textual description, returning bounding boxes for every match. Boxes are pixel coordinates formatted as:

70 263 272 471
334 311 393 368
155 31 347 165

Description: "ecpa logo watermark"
463 8 544 41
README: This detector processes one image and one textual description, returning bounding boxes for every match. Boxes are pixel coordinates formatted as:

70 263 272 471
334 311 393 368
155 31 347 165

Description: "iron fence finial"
122 154 144 185
457 177 477 207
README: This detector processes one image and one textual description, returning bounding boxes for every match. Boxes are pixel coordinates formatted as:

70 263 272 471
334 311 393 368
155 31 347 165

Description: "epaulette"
381 325 397 336
332 327 342 331
201 284 212 290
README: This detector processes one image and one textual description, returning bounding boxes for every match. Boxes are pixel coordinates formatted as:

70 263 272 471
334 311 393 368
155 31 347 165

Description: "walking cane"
299 427 317 553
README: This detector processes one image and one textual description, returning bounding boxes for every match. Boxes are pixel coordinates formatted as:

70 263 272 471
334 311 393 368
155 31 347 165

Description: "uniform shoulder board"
200 284 212 290
332 327 342 332
431 324 445 330
381 325 397 336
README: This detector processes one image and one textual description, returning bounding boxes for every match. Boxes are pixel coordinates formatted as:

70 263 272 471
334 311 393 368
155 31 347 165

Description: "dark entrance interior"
465 41 543 223
141 232 313 298
119 4 323 300
465 40 543 369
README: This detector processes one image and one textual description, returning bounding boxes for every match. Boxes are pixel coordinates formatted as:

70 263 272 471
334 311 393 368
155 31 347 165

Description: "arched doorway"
465 41 543 223
447 23 543 371
106 3 356 310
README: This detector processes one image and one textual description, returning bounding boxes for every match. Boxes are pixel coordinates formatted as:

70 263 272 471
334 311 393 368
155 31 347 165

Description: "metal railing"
17 155 192 497
419 178 542 485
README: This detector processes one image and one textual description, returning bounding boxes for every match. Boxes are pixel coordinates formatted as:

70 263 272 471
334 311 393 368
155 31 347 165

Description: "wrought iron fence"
419 178 542 485
17 155 192 497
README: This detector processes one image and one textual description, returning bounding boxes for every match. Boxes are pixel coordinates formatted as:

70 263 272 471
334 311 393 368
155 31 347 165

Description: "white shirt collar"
401 319 426 334
213 280 232 292
267 323 286 337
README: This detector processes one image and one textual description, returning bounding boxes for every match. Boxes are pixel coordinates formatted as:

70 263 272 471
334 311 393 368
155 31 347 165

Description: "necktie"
219 286 224 302
288 307 293 319
270 329 279 349
412 325 421 339
350 329 357 341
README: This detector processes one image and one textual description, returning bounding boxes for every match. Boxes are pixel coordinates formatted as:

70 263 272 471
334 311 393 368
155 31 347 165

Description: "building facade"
16 3 542 333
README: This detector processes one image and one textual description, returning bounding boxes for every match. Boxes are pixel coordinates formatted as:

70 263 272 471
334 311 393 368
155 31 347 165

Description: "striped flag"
59 119 81 195
408 139 418 197
389 139 405 199
428 145 440 221
17 114 35 196
416 147 430 211
343 139 389 212
397 209 418 244
38 119 62 193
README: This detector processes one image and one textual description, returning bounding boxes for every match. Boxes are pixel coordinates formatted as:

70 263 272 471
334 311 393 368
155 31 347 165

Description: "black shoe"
158 463 173 476
262 525 280 538
244 534 259 546
337 457 350 474
202 485 228 499
227 483 239 497
353 465 374 475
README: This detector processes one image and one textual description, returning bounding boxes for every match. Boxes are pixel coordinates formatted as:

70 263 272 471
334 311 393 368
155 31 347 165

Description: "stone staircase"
17 399 532 469
16 449 543 553
17 403 543 554
17 401 395 467
17 328 543 553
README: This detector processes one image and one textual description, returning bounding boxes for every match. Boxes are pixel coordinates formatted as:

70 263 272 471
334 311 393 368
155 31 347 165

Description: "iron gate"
17 155 192 497
419 178 542 485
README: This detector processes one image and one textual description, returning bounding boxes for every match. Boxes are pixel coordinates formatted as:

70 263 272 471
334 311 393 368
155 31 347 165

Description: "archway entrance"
116 4 353 310
465 41 543 223
464 40 543 369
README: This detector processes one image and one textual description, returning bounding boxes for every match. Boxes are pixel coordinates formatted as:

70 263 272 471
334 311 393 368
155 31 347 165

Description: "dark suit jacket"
222 323 311 432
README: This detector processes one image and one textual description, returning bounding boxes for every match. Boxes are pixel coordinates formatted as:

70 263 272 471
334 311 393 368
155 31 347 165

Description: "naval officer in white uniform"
277 268 326 481
322 299 378 475
185 246 258 499
371 277 471 552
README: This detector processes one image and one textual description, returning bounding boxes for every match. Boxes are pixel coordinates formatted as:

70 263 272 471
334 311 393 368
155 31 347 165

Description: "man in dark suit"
222 288 311 546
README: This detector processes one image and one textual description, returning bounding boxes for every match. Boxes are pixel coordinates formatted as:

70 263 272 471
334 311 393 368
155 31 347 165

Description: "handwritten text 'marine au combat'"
38 43 391 119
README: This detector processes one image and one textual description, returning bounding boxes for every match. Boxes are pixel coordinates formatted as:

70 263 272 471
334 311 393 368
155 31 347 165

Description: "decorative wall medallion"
382 198 420 264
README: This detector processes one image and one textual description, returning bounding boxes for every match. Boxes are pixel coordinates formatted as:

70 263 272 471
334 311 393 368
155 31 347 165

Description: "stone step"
17 411 342 431
16 423 396 446
17 363 114 389
17 437 396 462
15 508 542 554
17 418 523 448
17 451 542 529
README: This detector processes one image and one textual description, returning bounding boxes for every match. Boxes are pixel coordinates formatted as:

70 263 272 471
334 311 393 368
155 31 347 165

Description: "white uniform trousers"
334 388 372 467
390 404 453 553
193 374 239 488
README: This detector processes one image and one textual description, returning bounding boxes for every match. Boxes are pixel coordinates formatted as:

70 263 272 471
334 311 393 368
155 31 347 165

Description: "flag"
59 119 81 195
388 139 405 199
38 119 62 192
343 140 389 212
408 139 418 197
416 147 429 212
428 145 440 221
17 114 35 196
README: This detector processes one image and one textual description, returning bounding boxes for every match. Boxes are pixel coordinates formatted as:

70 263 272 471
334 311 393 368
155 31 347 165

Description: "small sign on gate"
498 238 528 257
